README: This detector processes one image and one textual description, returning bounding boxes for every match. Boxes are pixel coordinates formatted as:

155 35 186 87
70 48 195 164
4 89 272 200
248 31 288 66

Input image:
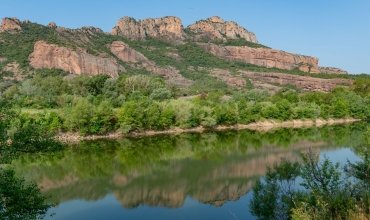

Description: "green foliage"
0 101 64 219
350 78 370 97
250 146 370 220
0 169 53 220
149 88 172 101
250 159 301 219
205 38 271 49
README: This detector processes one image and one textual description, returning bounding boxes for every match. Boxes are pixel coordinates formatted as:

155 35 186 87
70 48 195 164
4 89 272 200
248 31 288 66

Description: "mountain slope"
0 16 355 94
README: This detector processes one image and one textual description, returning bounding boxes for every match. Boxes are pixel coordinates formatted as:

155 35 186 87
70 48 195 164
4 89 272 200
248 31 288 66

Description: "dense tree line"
2 71 370 136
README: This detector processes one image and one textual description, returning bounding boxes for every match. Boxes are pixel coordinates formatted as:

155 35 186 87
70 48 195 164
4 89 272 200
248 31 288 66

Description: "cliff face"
29 41 125 77
198 43 319 73
241 71 353 92
187 16 258 43
0 17 22 32
111 16 184 42
109 41 148 63
319 66 348 75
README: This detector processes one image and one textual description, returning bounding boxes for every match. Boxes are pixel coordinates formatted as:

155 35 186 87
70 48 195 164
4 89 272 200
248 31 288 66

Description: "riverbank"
55 118 361 142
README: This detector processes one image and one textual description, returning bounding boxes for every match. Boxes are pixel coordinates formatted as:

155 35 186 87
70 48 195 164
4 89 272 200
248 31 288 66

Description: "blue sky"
1 0 369 74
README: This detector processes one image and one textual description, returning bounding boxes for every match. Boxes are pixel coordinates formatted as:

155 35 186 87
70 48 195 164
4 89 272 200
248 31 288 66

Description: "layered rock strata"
0 17 22 32
29 41 125 77
210 68 246 87
187 16 258 43
111 16 185 42
318 66 348 75
198 43 319 73
241 71 353 92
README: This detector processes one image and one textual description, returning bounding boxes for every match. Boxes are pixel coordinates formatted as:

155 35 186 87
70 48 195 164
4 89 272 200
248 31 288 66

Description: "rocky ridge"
29 41 125 77
111 16 185 43
198 43 319 73
187 16 258 43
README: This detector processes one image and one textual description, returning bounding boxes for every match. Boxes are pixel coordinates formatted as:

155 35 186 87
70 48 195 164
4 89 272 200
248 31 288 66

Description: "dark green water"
12 122 368 220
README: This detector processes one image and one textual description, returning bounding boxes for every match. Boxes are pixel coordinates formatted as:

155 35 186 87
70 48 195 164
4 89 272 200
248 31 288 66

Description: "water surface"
13 122 368 219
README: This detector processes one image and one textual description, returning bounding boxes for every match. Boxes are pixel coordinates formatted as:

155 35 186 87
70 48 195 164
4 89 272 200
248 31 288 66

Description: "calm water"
12 122 368 220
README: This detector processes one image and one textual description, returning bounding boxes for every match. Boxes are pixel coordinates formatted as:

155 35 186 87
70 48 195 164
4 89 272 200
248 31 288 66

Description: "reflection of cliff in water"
12 123 367 209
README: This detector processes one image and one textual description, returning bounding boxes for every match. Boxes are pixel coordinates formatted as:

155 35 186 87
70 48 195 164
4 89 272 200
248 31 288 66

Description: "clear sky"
1 0 369 74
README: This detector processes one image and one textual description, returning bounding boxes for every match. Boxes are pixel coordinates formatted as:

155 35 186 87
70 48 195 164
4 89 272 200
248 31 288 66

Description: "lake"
12 122 368 220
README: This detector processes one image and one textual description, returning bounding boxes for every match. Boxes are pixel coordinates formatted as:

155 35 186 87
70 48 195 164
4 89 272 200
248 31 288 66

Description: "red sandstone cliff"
29 41 125 77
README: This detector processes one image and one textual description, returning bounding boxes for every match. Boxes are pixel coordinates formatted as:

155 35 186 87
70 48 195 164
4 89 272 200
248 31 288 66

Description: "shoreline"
55 118 362 142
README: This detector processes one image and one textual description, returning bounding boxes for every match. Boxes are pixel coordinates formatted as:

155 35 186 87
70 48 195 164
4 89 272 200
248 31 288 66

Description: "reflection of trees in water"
12 122 368 208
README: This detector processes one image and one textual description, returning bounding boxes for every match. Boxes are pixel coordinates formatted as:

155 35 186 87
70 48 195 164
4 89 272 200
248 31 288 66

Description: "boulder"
47 22 57 28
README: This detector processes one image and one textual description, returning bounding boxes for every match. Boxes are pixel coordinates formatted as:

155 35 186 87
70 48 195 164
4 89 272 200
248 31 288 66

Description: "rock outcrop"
47 22 57 28
0 17 22 32
0 58 7 63
111 16 185 42
29 41 125 77
198 43 319 73
187 16 258 43
241 71 353 92
210 68 246 87
319 66 348 75
109 41 148 62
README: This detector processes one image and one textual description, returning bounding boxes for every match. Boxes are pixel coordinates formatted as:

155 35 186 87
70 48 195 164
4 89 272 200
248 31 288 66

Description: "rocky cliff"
319 66 348 75
0 17 22 32
111 16 185 42
241 71 353 92
187 16 258 43
198 43 319 73
29 41 125 77
109 41 148 63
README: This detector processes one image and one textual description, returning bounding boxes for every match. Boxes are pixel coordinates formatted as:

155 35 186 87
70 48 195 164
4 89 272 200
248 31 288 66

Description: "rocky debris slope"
111 16 185 42
187 16 258 43
319 66 348 75
198 43 319 73
109 41 192 87
0 17 22 32
29 41 125 77
241 71 353 92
